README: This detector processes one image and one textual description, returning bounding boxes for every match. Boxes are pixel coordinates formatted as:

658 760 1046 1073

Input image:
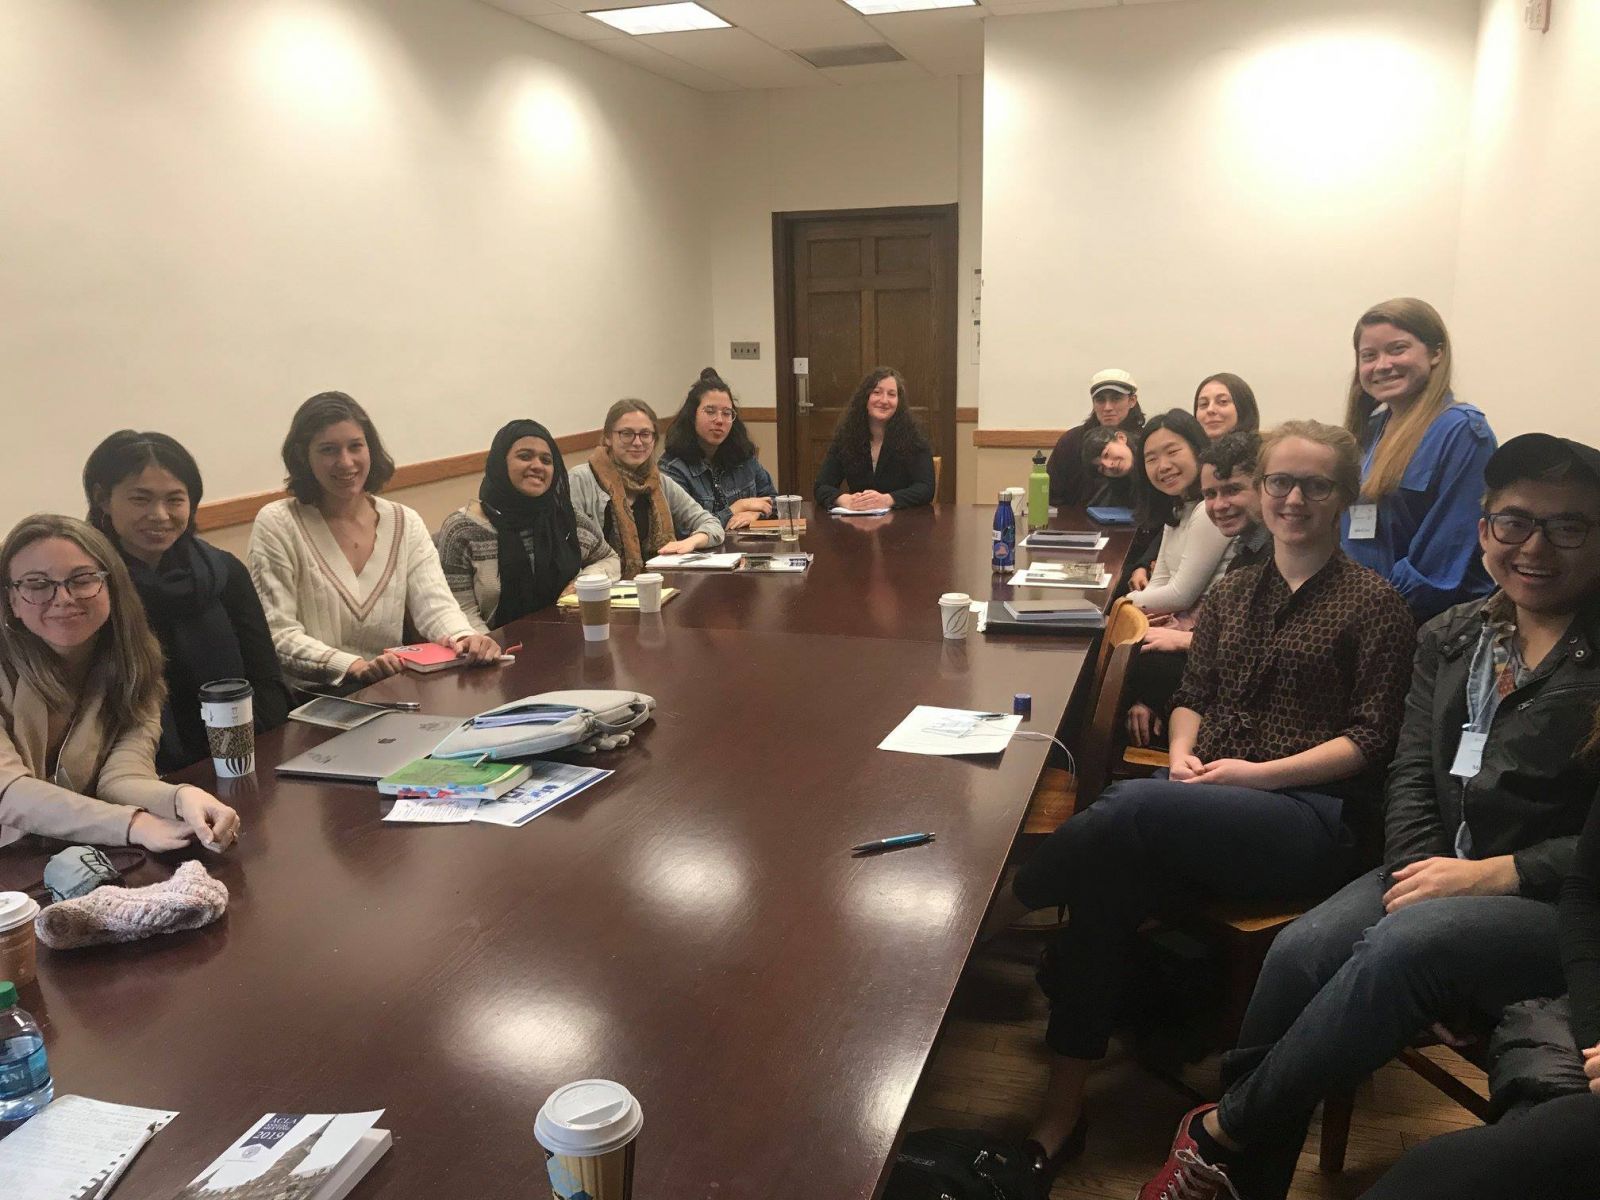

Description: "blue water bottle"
0 981 52 1122
992 490 1016 574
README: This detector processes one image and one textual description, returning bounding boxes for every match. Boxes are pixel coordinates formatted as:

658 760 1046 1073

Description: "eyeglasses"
1485 511 1593 550
9 571 110 606
613 429 656 445
699 407 735 422
1261 473 1336 502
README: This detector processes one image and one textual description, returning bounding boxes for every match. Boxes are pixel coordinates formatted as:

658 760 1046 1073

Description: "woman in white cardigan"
249 393 500 692
1128 410 1231 617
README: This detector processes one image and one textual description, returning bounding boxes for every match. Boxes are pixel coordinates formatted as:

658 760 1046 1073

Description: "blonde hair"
1256 420 1363 508
1343 297 1454 500
0 514 166 736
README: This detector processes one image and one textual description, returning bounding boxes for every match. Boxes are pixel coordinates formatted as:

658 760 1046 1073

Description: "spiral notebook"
0 1095 177 1200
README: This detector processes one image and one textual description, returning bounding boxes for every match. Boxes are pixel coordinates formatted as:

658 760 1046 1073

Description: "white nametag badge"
1347 504 1378 540
1450 730 1488 779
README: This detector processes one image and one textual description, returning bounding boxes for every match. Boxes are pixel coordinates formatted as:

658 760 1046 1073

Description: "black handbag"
884 1128 1041 1200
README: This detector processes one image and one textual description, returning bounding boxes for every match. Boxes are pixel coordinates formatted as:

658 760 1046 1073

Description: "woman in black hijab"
436 419 621 631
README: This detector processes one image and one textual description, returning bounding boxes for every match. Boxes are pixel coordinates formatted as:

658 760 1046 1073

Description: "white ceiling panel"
816 59 933 84
981 0 1114 13
867 10 983 75
594 37 744 89
527 11 625 40
480 0 569 18
638 27 827 88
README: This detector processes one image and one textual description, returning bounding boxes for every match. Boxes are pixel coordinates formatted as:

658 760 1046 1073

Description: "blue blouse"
1340 398 1497 621
660 453 777 527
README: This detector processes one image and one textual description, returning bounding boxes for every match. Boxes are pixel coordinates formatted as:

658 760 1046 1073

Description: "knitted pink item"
35 860 229 950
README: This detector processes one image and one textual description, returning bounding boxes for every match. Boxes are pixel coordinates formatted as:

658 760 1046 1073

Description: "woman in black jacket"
84 431 291 772
813 368 935 511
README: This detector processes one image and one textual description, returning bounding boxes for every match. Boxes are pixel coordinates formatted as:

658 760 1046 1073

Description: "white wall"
1451 0 1600 444
979 0 1481 431
0 0 710 523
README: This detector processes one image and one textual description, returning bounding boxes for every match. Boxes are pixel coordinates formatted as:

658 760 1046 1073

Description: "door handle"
796 374 813 412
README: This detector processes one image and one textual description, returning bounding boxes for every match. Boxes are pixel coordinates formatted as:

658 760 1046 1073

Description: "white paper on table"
1007 568 1112 590
189 1111 384 1193
382 795 478 823
830 506 891 516
473 763 613 827
0 1095 177 1200
968 599 988 633
878 705 1022 757
645 552 745 570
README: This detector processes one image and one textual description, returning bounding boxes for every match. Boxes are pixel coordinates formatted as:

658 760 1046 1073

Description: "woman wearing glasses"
0 515 239 851
83 431 290 772
1341 298 1497 620
569 399 723 579
988 421 1415 1191
660 369 777 532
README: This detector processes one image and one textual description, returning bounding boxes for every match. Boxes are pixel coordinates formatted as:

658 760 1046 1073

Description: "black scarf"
121 533 245 769
480 420 583 625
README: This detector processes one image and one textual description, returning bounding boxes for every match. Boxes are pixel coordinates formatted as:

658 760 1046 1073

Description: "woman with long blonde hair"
1341 297 1497 619
0 514 239 850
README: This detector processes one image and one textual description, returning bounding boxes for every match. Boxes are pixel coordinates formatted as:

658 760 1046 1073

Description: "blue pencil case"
1086 506 1136 526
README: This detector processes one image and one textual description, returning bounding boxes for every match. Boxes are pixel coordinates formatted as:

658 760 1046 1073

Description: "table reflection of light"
844 858 963 932
455 985 607 1079
628 831 750 927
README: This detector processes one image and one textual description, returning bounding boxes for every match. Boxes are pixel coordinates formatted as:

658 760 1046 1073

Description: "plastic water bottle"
0 981 52 1122
992 491 1017 574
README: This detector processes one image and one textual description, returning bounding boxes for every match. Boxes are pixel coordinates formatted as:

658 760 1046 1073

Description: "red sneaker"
1137 1105 1241 1200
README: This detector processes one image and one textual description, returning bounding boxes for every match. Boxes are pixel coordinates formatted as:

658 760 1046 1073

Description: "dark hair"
281 392 395 504
1483 454 1600 511
827 368 929 479
1079 395 1145 433
1135 409 1210 527
1198 430 1263 482
664 368 757 468
82 431 204 537
1193 373 1260 435
1081 425 1140 468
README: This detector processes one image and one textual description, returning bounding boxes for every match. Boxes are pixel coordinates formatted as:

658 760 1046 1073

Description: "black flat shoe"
1023 1112 1089 1194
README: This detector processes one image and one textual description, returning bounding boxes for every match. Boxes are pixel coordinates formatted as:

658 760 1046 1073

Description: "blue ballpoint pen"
852 832 936 854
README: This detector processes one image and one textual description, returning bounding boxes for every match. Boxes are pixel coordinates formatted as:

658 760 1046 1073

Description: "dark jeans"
1362 1092 1600 1200
1215 870 1565 1200
1011 777 1355 1059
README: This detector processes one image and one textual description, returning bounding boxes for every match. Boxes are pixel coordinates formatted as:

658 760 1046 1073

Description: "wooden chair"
931 455 943 497
1318 1037 1492 1172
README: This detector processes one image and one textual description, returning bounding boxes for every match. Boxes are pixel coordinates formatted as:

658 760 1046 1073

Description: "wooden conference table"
0 504 1132 1200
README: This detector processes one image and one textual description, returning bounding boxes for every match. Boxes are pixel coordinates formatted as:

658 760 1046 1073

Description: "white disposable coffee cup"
198 678 255 778
535 1078 643 1200
574 574 612 642
939 591 973 640
633 572 664 615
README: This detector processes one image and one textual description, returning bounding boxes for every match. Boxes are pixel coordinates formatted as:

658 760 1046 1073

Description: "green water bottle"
1028 450 1050 531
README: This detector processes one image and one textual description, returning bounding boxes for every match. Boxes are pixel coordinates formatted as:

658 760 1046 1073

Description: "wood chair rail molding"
194 408 788 533
972 429 1065 448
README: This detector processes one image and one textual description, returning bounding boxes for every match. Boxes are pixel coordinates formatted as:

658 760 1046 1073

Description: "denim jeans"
1011 777 1356 1059
1216 869 1565 1200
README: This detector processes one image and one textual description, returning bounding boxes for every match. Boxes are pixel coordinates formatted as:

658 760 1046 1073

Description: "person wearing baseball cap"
1141 430 1600 1200
1044 368 1145 509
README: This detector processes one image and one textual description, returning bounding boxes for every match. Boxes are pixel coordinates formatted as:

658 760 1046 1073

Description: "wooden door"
774 205 958 502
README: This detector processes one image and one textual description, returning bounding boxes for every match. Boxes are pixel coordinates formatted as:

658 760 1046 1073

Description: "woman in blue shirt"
660 369 777 532
1341 298 1497 620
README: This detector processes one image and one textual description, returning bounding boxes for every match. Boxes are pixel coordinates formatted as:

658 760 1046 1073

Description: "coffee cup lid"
633 572 663 584
198 678 252 702
534 1079 643 1157
939 592 971 605
0 892 40 933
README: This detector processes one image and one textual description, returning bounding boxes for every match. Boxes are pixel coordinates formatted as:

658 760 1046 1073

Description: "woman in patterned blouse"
988 419 1417 1192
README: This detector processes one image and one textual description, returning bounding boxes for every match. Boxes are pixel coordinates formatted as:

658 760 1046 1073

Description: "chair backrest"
1092 596 1149 695
931 455 944 497
1072 637 1139 811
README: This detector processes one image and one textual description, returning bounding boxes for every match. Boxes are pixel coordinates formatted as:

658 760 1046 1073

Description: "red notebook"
385 643 465 674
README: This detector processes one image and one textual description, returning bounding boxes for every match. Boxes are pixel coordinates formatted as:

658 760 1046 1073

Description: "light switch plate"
730 341 760 361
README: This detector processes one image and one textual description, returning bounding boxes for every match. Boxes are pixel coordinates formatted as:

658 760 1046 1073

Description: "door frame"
771 203 959 501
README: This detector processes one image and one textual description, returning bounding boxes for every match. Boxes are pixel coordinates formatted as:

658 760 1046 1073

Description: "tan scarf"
588 446 674 577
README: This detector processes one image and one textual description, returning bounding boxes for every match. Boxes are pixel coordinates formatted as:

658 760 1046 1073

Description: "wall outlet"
1525 0 1550 32
730 341 760 360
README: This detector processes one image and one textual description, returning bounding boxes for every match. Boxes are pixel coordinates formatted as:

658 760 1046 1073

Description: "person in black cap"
1140 432 1600 1200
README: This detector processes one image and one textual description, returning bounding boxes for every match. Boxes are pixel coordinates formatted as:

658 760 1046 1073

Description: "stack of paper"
0 1096 176 1200
830 506 891 517
180 1111 390 1200
878 706 1022 757
644 552 745 570
472 762 612 827
1009 563 1112 590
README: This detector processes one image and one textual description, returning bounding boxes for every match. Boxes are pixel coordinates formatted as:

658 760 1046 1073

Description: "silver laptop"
275 712 465 782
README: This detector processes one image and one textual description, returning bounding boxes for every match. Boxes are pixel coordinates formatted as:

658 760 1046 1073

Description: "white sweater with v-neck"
248 497 475 688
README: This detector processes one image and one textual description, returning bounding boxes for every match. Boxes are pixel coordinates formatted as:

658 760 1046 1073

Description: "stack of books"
377 758 530 800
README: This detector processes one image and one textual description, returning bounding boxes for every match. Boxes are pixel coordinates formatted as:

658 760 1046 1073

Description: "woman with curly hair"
812 368 935 511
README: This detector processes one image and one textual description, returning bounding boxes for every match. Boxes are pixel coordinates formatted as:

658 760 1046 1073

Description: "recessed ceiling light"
842 0 977 14
584 3 731 35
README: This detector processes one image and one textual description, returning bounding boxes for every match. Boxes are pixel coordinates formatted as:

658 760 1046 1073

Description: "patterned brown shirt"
1172 550 1416 780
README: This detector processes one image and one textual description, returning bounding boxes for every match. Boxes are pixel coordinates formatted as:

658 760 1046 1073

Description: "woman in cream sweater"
249 393 500 692
0 514 238 851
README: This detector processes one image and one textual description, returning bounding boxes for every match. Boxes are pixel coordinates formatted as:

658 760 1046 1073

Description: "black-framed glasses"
9 571 110 606
613 429 656 445
1261 473 1336 502
1485 511 1593 550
